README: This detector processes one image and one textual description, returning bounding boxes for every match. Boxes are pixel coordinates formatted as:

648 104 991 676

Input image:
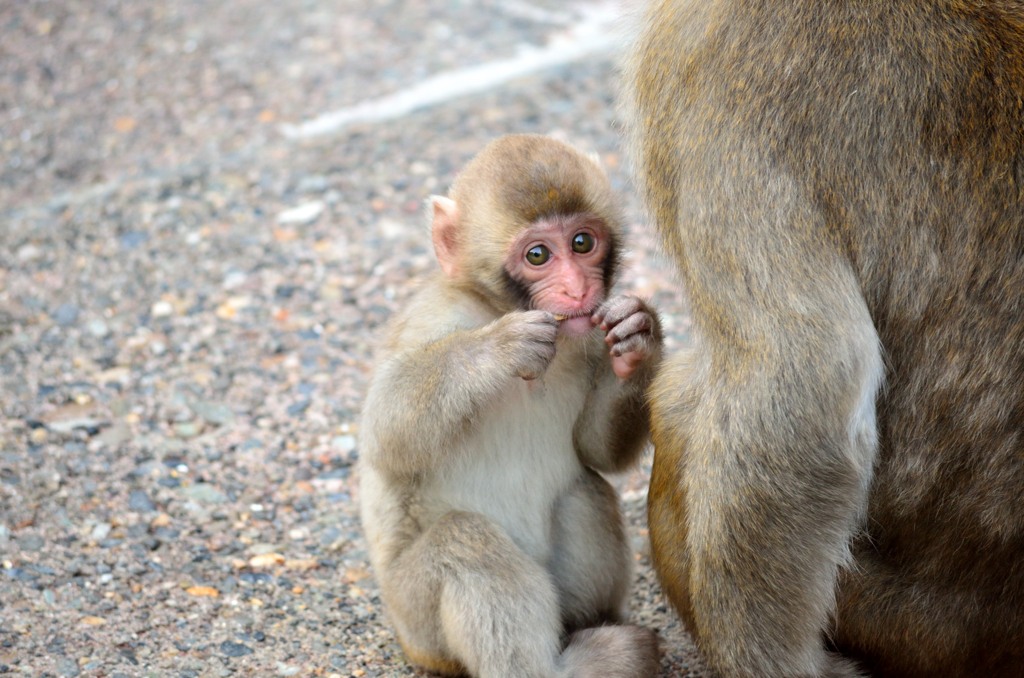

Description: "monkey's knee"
390 511 563 678
549 469 631 629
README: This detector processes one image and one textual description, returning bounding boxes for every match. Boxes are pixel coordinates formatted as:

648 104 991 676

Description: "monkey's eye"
526 245 551 266
571 232 595 254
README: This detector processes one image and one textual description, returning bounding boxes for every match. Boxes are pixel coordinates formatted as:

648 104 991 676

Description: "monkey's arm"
572 295 663 473
362 294 557 478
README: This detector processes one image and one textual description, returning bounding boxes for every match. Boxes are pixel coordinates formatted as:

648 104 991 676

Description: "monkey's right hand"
490 310 558 380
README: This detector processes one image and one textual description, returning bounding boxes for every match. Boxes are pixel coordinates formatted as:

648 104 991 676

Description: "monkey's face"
504 213 614 337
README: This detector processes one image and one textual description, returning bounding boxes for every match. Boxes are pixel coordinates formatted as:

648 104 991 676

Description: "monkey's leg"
548 468 631 630
648 330 878 678
643 183 885 678
548 470 661 675
385 510 564 678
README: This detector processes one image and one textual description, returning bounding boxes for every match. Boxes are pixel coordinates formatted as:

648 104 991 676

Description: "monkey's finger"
604 312 653 347
609 330 655 357
528 338 557 356
520 309 559 326
515 343 556 380
611 351 645 380
522 339 557 361
524 324 558 345
508 311 558 344
593 296 643 328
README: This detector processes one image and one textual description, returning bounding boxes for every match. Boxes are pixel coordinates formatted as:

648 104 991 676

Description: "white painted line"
280 3 624 140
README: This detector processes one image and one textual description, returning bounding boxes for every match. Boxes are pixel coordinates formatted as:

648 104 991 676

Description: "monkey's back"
629 1 1024 675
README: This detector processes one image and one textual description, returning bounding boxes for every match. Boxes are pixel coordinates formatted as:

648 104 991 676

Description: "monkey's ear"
430 195 461 278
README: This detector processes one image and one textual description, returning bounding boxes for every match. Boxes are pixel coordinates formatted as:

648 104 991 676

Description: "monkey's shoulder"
380 277 497 353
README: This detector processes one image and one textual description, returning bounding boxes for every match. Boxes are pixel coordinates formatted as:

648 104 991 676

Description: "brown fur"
624 1 1024 676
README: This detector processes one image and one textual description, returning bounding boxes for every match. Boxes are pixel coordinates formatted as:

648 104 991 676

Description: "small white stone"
87 319 110 338
151 300 174 318
332 434 357 453
276 200 325 226
223 271 247 290
378 218 407 240
17 244 41 261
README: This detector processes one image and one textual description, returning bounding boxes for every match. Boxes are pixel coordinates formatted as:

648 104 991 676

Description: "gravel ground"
1 1 708 675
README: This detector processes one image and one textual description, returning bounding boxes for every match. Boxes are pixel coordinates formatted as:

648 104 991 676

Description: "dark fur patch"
603 233 622 289
501 270 533 310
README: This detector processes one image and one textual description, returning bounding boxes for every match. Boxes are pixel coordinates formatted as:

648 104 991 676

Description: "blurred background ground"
0 1 705 675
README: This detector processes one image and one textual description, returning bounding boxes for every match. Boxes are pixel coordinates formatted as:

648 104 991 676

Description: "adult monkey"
623 1 1024 677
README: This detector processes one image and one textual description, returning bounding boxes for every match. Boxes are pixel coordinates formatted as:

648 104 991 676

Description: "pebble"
52 303 80 327
46 417 104 435
128 490 156 513
118 231 148 250
192 401 234 426
19 534 45 552
286 400 310 416
276 200 325 225
295 174 329 193
319 526 344 547
223 270 248 289
86 319 110 338
181 483 228 504
332 435 357 454
219 641 254 658
248 543 280 556
17 243 42 261
57 657 81 677
90 523 112 541
173 422 202 438
151 301 174 318
95 423 131 448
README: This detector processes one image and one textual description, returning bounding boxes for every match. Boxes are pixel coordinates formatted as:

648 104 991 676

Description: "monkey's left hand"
592 295 662 380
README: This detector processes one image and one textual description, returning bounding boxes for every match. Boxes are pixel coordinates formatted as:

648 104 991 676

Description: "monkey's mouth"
553 310 596 336
553 310 592 321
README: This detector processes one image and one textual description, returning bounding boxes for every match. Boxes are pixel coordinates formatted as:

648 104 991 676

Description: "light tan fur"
359 135 662 678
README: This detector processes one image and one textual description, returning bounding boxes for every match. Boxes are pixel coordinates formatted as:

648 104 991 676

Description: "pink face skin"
505 214 610 338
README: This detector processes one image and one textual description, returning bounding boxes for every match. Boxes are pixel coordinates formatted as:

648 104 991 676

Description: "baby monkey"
359 134 662 678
